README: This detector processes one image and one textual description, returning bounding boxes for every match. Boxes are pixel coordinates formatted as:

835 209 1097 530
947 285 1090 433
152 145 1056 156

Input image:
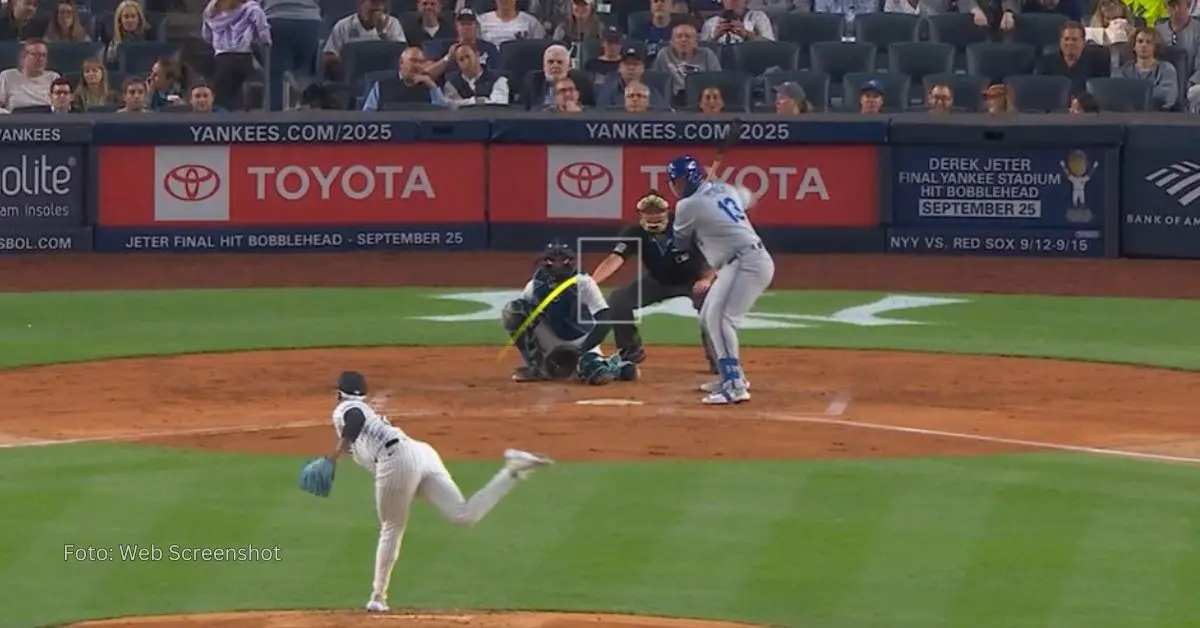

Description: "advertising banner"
93 225 483 252
1122 152 1200 258
0 147 85 227
0 226 93 254
892 147 1107 228
489 145 879 227
886 227 1104 257
95 143 486 230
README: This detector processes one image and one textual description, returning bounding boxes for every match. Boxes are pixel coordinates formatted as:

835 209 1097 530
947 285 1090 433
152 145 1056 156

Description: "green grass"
1 287 1199 627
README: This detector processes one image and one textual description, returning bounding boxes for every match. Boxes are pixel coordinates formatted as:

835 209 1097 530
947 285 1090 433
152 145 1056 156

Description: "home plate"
575 399 644 406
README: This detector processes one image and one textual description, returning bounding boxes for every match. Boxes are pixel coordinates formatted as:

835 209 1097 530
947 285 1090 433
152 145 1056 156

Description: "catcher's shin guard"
577 351 616 385
502 299 546 371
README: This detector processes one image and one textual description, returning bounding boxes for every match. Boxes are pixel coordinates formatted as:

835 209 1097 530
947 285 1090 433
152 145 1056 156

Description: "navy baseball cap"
621 46 645 62
456 8 478 21
861 79 884 94
602 24 622 42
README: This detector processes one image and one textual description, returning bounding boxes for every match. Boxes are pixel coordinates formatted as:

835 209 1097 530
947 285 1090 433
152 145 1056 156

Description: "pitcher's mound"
64 611 766 628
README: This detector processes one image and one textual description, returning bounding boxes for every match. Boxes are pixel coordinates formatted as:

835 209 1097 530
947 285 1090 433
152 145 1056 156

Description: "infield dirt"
3 252 1199 628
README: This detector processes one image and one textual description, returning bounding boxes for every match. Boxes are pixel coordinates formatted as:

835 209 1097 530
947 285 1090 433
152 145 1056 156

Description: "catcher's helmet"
539 238 577 282
336 371 368 397
636 190 670 234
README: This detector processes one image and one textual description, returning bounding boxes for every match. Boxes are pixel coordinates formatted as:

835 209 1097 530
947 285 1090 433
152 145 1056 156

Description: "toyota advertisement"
93 144 487 252
488 144 879 227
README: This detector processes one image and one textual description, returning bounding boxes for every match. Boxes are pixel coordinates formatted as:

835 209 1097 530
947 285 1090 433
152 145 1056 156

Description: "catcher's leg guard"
502 299 548 380
577 350 617 385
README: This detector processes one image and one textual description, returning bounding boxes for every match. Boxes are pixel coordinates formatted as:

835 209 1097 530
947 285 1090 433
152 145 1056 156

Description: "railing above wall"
0 112 1195 259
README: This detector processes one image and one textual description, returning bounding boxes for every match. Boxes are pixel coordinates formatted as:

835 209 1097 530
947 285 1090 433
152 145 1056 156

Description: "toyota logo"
556 162 613 200
163 164 220 202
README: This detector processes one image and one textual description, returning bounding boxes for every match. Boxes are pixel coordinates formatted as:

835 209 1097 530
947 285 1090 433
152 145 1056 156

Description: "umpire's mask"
637 192 670 234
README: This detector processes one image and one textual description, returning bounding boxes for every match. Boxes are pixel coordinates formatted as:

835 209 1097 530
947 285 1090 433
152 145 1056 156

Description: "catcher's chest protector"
531 275 589 340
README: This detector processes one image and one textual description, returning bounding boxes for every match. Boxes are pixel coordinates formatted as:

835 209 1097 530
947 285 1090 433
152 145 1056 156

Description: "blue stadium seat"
1012 13 1068 51
340 40 407 91
117 41 180 75
854 12 919 70
966 42 1036 84
1087 77 1153 112
733 40 800 75
888 42 954 106
810 41 873 100
1005 73 1071 112
926 13 990 72
48 42 105 74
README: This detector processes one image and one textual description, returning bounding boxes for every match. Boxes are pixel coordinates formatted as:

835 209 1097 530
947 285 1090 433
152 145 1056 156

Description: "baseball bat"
707 118 743 181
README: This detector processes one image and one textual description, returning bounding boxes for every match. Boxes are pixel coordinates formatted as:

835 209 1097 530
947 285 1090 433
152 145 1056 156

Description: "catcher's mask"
539 239 577 282
336 370 368 398
637 191 670 234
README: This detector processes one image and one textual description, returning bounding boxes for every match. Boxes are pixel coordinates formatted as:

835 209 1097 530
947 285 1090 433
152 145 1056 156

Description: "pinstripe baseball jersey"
332 398 406 473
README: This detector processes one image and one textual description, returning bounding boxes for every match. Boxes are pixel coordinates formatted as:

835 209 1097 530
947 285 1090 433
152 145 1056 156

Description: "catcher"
589 190 719 372
502 239 638 384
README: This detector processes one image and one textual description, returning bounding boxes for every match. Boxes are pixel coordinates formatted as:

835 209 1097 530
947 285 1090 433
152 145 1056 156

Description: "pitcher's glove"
299 457 336 497
544 346 580 380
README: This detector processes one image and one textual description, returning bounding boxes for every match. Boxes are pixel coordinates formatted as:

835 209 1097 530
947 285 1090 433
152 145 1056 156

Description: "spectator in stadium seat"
147 57 185 109
44 1 92 42
73 59 117 109
362 45 450 110
961 0 1018 33
815 0 879 28
553 0 603 43
585 25 624 75
653 23 721 106
324 0 406 80
631 0 676 59
546 75 583 111
105 1 158 64
117 75 151 112
1020 0 1081 22
1158 0 1200 110
773 81 810 113
1086 0 1130 45
884 0 948 16
623 80 651 111
1035 20 1109 94
0 0 49 42
0 40 59 110
405 0 454 46
1069 90 1098 111
46 77 77 112
520 43 595 108
697 84 725 111
858 78 884 113
983 82 1010 113
701 0 774 43
262 0 322 111
478 0 545 46
1116 26 1178 109
189 81 228 111
203 0 273 112
1125 0 1167 29
443 42 509 106
926 82 953 113
598 46 667 107
425 9 500 79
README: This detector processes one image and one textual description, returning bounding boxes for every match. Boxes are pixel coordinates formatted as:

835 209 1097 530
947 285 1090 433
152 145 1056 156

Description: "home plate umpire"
588 190 719 372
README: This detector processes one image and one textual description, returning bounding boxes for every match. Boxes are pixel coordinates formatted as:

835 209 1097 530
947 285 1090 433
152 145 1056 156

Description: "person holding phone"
700 0 774 43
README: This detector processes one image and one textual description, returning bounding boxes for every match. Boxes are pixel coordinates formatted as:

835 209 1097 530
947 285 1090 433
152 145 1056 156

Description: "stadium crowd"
0 0 1197 114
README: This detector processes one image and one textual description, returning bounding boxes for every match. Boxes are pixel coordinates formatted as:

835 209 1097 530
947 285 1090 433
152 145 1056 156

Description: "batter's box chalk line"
755 412 1200 466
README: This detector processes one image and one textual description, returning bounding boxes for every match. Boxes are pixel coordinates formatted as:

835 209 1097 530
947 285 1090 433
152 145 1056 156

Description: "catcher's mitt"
543 346 580 380
299 457 336 497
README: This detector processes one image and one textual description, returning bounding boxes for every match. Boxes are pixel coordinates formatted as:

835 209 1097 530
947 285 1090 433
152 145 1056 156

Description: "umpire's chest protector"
532 276 591 340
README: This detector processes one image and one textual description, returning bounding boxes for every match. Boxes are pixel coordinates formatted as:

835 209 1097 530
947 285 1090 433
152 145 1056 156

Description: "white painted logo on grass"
411 293 967 329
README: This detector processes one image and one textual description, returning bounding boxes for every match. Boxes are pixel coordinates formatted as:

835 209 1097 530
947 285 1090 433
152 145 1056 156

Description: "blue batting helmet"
666 155 705 199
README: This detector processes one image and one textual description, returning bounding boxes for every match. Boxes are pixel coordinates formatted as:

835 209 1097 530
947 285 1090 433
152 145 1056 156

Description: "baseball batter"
324 371 553 612
589 190 719 373
667 155 775 404
502 240 636 384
